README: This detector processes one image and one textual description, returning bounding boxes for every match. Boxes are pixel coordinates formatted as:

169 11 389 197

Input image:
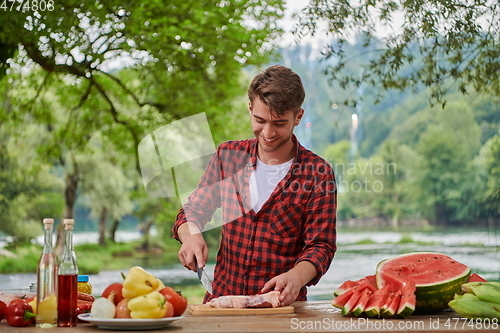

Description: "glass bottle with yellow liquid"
36 218 58 328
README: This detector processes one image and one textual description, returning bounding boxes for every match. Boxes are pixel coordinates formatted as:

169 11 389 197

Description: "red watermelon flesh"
334 280 358 296
376 252 470 287
331 288 356 309
365 275 378 289
334 275 377 296
352 288 373 317
364 285 391 317
380 290 398 315
469 273 487 282
353 279 377 294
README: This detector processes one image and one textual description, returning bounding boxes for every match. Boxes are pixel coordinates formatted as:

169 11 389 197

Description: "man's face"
249 97 304 157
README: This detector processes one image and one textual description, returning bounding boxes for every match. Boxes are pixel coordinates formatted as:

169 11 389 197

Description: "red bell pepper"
0 299 6 321
6 299 36 327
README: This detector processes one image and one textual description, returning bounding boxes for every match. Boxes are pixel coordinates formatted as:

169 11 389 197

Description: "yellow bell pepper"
122 266 160 299
127 291 167 319
28 297 37 314
156 278 166 291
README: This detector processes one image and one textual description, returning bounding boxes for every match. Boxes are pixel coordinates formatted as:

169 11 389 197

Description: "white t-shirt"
249 157 293 213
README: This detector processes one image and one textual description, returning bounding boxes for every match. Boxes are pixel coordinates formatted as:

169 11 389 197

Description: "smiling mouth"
262 137 277 142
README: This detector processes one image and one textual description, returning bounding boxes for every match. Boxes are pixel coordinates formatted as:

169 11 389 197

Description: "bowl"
0 288 36 304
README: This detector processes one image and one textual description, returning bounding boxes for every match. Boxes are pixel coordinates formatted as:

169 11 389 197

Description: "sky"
280 0 311 46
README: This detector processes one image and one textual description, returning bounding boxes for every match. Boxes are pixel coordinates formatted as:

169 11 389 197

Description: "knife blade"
197 266 213 294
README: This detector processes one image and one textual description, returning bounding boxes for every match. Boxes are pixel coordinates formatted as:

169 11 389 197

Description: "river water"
1 227 499 301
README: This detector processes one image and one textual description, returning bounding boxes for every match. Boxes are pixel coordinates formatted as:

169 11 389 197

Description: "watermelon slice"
381 290 401 318
377 269 416 318
334 275 377 296
364 285 391 317
334 280 359 296
332 276 377 311
351 288 373 317
364 275 378 290
380 290 398 317
331 288 356 309
376 252 470 314
397 280 416 318
341 289 362 316
469 273 487 282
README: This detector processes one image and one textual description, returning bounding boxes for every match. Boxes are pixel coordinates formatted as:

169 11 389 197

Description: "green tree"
0 122 63 242
323 140 350 166
484 134 500 194
295 0 500 107
483 134 500 225
414 126 471 225
0 0 284 247
77 137 134 246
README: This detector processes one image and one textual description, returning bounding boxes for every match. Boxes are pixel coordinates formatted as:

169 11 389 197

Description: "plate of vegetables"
80 266 188 330
78 314 184 330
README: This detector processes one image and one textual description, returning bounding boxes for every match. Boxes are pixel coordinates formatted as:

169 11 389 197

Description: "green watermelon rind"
414 272 470 313
397 302 415 319
363 286 390 318
397 295 416 318
376 252 471 314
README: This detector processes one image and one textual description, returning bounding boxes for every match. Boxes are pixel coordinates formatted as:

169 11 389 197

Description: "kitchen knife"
197 266 213 294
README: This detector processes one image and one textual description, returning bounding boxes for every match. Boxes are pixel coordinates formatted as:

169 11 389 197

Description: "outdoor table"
2 301 498 332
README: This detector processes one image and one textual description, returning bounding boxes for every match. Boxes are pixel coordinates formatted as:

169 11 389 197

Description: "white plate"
78 313 184 331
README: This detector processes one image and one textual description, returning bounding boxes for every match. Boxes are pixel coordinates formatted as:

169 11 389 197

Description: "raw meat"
207 291 281 308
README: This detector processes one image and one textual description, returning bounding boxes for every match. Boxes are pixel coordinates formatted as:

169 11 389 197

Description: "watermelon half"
376 252 470 314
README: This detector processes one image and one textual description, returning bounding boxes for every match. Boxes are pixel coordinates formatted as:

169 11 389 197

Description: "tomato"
115 299 131 318
101 282 125 306
163 300 174 318
159 287 188 317
0 299 7 321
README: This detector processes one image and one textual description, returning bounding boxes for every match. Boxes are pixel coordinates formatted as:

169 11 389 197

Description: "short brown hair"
248 65 305 116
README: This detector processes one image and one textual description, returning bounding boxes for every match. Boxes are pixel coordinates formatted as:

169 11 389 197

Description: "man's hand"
260 261 317 306
177 222 208 272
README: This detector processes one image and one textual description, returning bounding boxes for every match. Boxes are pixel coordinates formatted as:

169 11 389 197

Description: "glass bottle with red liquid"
57 219 79 327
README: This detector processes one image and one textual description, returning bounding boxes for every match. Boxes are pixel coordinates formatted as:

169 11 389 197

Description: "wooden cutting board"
189 304 295 316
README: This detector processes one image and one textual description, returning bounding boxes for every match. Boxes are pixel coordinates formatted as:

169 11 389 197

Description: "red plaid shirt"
173 135 337 302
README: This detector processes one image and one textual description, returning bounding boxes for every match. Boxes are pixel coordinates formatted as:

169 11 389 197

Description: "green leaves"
296 0 500 107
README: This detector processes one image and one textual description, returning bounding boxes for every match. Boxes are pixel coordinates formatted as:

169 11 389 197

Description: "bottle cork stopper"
63 219 75 230
43 218 54 229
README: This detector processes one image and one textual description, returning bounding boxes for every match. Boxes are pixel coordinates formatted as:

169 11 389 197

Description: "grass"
0 244 40 273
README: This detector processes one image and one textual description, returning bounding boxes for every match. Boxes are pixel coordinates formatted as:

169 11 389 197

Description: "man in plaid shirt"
173 65 337 306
